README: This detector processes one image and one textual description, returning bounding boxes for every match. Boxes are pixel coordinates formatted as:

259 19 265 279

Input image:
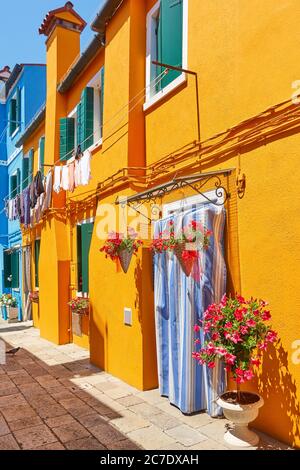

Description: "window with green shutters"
147 0 184 98
34 239 41 288
10 174 18 198
22 155 29 190
77 222 94 294
39 136 45 175
77 87 94 151
9 88 21 136
3 250 19 289
59 117 75 161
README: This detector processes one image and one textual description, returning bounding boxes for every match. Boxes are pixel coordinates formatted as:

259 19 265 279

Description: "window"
60 68 104 161
10 169 20 199
38 136 45 176
34 239 41 288
9 88 21 136
77 221 94 294
145 0 188 108
22 155 29 190
3 249 19 289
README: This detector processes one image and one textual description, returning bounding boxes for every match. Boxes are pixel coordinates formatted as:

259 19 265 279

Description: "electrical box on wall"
124 308 132 326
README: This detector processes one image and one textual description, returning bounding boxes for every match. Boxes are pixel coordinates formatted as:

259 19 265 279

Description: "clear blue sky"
0 1 104 69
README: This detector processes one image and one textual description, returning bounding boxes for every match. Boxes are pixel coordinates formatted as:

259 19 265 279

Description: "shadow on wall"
256 341 300 448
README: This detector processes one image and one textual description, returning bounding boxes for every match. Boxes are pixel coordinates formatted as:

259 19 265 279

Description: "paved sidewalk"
0 320 291 450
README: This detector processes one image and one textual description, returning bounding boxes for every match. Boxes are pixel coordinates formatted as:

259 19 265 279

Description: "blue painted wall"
0 64 46 320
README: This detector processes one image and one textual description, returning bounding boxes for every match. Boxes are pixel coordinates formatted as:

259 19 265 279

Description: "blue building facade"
0 64 46 320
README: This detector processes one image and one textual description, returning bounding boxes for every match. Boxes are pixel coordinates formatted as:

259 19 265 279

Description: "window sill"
143 73 186 112
88 139 102 154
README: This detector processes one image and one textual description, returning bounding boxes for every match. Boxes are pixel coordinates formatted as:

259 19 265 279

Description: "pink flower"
194 325 201 333
236 376 245 384
224 332 232 340
236 295 246 304
230 332 242 344
258 341 268 351
240 325 249 335
266 330 277 343
224 322 233 329
261 310 271 321
246 318 256 328
211 332 220 341
207 361 216 369
234 309 244 321
206 342 216 354
244 369 254 381
225 353 236 365
220 294 227 306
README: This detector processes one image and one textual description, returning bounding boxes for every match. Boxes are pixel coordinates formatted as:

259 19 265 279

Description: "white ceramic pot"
217 391 264 447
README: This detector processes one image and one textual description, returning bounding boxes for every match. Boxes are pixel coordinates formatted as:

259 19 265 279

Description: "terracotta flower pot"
7 306 19 324
217 391 264 447
174 243 197 277
118 249 133 273
72 311 83 337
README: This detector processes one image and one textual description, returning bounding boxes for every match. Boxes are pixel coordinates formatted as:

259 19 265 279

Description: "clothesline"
2 68 169 204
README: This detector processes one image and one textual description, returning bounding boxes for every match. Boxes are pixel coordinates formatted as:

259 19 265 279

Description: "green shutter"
76 102 82 149
100 67 105 138
16 87 21 129
11 250 19 289
77 225 82 292
10 174 18 198
16 168 21 194
39 136 45 175
79 87 94 151
3 251 12 288
60 117 75 161
34 239 40 288
80 222 94 294
158 0 183 89
9 98 17 135
28 149 34 184
22 156 29 190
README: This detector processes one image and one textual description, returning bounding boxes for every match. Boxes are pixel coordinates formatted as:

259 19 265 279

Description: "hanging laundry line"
1 68 169 205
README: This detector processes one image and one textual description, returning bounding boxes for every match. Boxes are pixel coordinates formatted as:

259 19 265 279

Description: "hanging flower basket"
150 220 212 277
174 243 198 277
100 227 143 274
118 248 134 274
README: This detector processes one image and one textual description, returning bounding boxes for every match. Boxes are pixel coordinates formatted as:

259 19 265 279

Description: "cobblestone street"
0 321 291 450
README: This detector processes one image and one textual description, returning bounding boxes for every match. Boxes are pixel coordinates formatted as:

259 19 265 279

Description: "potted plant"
68 297 89 337
2 294 19 323
193 294 278 447
100 227 143 273
150 220 212 276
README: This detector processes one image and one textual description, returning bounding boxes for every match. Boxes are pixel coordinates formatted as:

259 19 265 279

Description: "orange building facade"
18 0 300 447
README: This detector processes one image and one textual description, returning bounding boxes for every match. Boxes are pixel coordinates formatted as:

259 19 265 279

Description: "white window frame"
144 0 189 111
10 90 20 138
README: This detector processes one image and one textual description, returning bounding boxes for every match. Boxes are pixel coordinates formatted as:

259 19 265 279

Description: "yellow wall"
22 0 300 447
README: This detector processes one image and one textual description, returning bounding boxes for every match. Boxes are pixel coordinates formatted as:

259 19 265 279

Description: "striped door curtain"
153 203 227 416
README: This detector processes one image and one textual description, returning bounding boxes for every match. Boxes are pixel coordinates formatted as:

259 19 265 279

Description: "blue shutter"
16 168 21 194
9 98 17 135
159 0 183 89
16 87 21 130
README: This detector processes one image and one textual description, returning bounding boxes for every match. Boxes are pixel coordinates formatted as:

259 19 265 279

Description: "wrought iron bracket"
116 169 232 222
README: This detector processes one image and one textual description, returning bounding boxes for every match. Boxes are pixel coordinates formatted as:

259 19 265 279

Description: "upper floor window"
9 87 21 137
59 68 104 161
145 0 188 109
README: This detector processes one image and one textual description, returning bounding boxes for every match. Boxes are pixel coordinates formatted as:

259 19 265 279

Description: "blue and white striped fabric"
154 203 227 416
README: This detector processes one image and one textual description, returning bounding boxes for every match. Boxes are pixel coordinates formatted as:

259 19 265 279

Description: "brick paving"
0 320 292 450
